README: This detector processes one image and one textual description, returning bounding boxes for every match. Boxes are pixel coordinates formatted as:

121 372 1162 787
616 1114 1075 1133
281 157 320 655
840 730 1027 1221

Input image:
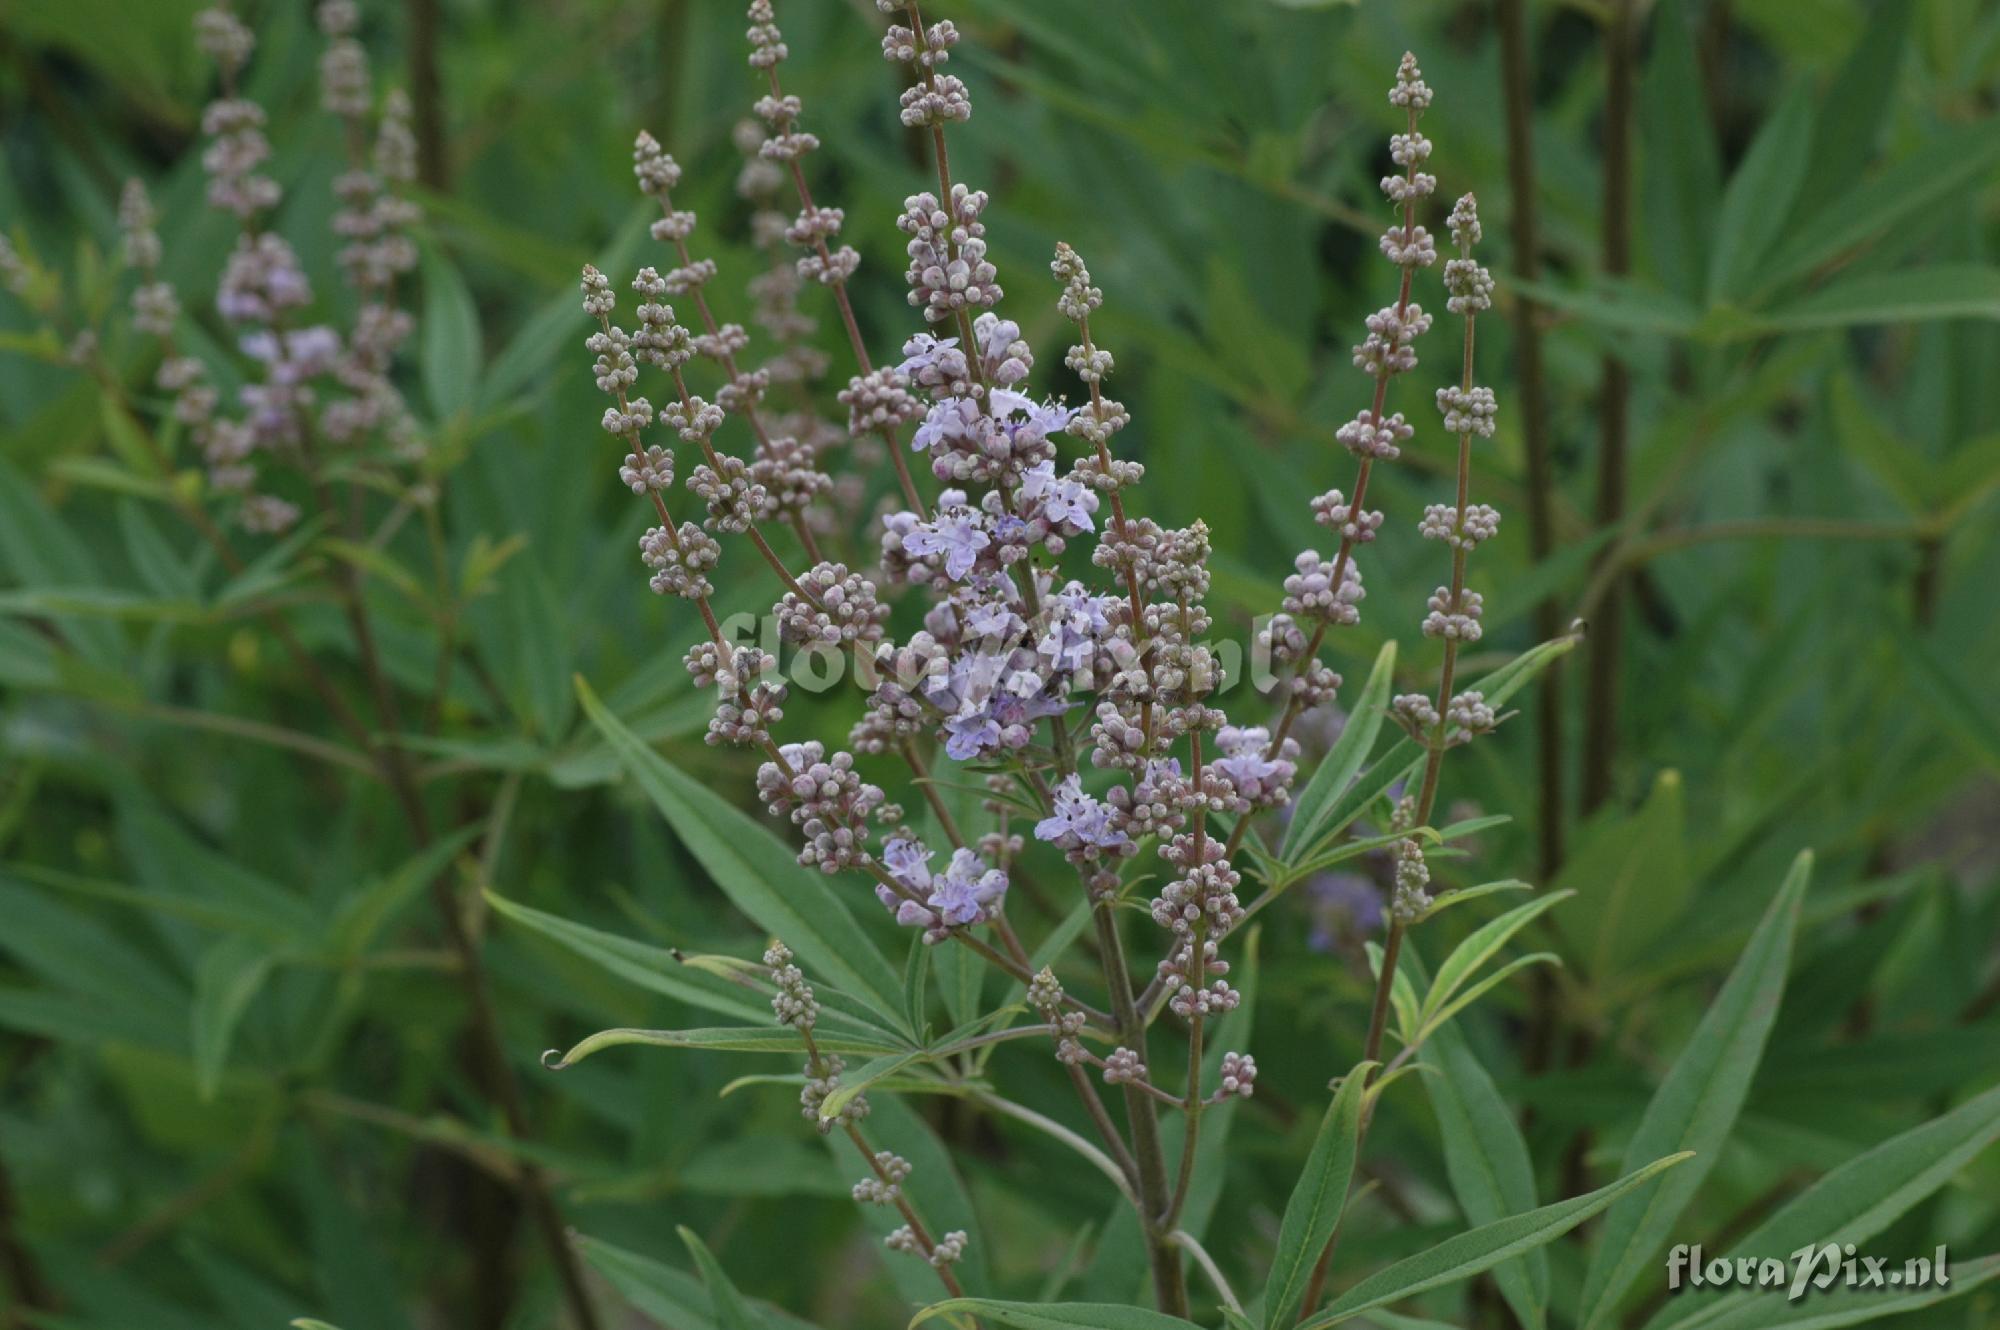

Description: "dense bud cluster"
121 6 429 533
546 16 1512 1281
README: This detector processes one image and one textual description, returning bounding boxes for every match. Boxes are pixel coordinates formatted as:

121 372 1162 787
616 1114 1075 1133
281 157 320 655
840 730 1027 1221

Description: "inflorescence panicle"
559 20 1505 1309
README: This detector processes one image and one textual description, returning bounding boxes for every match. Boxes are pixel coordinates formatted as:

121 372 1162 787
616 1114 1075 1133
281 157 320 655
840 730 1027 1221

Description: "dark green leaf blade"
1265 1060 1375 1330
1577 852 1813 1328
576 676 910 1036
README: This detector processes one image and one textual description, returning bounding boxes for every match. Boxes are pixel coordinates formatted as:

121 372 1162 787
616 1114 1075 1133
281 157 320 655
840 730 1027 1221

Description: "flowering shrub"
2 2 1997 1329
536 3 1665 1322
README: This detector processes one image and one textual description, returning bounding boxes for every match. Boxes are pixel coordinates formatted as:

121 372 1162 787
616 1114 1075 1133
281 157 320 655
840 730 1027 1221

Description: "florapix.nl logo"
1668 1244 1952 1301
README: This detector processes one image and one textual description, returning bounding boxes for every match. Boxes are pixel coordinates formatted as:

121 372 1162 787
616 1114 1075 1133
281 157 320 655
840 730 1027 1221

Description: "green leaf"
325 827 480 962
1283 640 1395 857
500 564 574 739
191 934 275 1100
472 196 651 408
1300 1155 1694 1328
117 497 199 602
903 933 932 1039
1265 1060 1376 1330
1639 0 1722 299
1755 265 2000 332
1707 84 1814 303
912 1302 1200 1330
576 1234 724 1330
1422 954 1560 1038
844 1091 991 1295
420 243 481 420
119 804 322 942
1553 770 1687 980
0 458 126 668
543 1024 906 1069
1827 373 1929 516
483 890 773 1027
1295 752 1425 864
1414 879 1532 924
1646 1079 2000 1330
678 1228 768 1330
1577 852 1813 1329
576 676 910 1036
1790 0 1912 218
1687 1254 2000 1330
212 514 327 610
578 1233 827 1330
817 1050 926 1120
1767 121 2000 296
1296 634 1577 862
1366 940 1423 1048
1895 635 2000 777
318 538 428 607
1349 1315 1461 1330
1417 1000 1548 1330
1421 890 1574 1031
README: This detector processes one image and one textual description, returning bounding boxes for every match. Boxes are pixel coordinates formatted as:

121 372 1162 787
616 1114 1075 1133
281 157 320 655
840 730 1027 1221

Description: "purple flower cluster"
135 3 427 536
875 838 1009 941
563 18 1513 1282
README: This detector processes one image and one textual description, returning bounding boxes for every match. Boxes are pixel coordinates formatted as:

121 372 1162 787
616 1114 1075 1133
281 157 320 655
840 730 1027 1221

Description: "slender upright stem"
795 1026 966 1301
1230 97 1424 865
0 1154 54 1327
405 0 448 190
1582 0 1636 815
761 61 925 511
1498 0 1565 880
1094 900 1186 1316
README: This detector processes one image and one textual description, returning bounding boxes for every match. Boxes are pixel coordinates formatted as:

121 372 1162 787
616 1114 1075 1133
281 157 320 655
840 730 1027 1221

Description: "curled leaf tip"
540 1048 569 1070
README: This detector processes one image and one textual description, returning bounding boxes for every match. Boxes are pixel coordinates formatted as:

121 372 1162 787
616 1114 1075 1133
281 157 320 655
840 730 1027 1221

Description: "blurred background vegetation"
2 0 1998 1327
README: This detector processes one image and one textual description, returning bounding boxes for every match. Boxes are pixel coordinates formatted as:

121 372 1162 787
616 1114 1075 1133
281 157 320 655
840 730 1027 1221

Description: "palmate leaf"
1577 852 1813 1329
576 676 911 1037
1264 1061 1375 1330
1298 1154 1694 1329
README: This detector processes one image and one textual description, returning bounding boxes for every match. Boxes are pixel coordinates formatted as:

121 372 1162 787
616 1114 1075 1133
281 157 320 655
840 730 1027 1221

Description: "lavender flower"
902 505 990 580
875 838 1009 940
533 27 1521 1314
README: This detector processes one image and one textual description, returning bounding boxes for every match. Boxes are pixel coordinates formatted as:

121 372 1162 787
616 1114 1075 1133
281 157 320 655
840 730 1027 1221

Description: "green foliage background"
1 1 1997 1328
